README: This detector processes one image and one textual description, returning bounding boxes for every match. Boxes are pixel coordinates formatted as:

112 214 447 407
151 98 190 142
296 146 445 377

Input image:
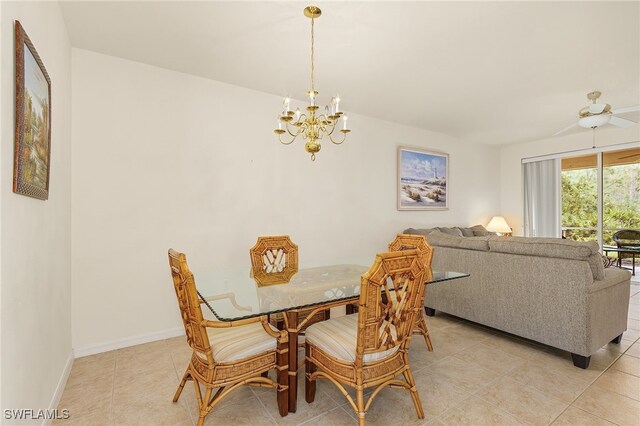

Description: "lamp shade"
486 216 512 234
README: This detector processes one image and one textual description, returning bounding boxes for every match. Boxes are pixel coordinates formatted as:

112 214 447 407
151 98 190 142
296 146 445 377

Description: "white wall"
500 126 640 236
0 1 72 419
71 49 499 351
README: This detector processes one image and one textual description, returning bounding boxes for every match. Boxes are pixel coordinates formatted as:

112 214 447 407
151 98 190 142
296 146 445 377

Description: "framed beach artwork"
14 21 52 200
397 146 449 211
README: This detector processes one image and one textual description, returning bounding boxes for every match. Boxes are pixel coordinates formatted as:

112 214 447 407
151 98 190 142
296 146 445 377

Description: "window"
524 144 640 246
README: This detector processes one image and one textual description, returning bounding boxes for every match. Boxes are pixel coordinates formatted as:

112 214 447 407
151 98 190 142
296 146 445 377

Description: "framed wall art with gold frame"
398 146 449 211
14 21 52 200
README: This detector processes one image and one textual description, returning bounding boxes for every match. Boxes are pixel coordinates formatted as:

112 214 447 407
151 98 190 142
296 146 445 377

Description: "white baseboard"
73 327 185 358
43 350 74 426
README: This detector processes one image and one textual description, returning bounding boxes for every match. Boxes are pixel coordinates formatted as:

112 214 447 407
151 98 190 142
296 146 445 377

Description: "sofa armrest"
586 268 632 293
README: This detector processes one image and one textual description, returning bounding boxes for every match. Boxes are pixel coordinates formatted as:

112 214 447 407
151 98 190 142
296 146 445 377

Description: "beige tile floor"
56 277 640 426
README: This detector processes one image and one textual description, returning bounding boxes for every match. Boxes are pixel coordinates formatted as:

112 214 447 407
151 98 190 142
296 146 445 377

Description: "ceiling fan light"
579 114 611 129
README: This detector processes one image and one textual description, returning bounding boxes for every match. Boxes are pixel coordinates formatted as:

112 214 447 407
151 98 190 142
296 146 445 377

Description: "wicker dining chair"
250 236 330 335
168 249 289 425
388 234 434 351
250 235 299 286
304 250 428 426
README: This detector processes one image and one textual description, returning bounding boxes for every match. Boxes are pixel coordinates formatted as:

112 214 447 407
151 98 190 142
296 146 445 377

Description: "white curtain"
523 159 561 238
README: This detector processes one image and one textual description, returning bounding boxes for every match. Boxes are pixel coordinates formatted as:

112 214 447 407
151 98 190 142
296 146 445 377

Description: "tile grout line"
251 385 278 425
473 373 571 425
547 335 638 425
108 352 117 426
169 349 196 426
466 374 529 424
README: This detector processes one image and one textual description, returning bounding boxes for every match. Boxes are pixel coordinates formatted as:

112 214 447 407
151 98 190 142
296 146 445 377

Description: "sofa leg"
571 353 591 369
424 307 436 317
610 333 623 344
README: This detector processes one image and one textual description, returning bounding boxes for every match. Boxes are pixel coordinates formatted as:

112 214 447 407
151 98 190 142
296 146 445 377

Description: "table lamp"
486 216 512 236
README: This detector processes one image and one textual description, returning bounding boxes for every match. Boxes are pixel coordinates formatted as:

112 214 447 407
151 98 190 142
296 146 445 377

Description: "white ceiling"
59 1 640 145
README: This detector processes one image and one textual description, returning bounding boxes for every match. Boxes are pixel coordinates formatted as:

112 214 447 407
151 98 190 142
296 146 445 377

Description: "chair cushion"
207 322 277 363
305 314 398 363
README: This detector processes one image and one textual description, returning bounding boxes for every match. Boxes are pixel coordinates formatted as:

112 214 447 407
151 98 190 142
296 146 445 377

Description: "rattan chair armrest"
198 292 252 312
201 317 262 328
260 317 289 343
200 317 288 343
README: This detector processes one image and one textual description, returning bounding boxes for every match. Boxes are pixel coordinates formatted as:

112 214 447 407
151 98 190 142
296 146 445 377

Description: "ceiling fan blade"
589 103 606 114
608 116 637 128
553 122 578 136
611 105 640 114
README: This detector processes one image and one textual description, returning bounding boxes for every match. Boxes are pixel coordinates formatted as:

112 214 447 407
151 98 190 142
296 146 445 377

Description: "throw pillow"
457 227 475 237
602 254 615 269
403 228 437 236
437 227 464 237
470 224 497 236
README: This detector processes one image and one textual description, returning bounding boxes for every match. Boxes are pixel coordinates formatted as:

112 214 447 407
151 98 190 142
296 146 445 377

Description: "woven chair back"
613 229 640 246
250 235 299 286
168 249 213 362
356 250 426 363
388 234 434 271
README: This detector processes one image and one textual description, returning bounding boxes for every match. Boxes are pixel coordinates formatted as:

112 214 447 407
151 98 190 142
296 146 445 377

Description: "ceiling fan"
553 91 640 136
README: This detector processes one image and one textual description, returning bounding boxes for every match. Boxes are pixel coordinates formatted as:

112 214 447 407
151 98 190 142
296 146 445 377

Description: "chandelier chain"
310 16 315 92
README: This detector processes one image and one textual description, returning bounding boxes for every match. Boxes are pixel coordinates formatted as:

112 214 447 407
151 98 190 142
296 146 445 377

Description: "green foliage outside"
562 163 640 245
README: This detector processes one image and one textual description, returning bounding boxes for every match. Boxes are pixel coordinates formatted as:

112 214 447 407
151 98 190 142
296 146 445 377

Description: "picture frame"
14 21 52 200
397 146 449 211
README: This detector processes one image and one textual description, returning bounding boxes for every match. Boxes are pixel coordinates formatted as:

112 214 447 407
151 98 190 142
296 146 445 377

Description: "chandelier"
274 6 350 161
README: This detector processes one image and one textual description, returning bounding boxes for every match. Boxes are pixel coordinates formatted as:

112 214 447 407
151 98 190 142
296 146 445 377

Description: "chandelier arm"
316 114 336 133
278 132 298 146
327 131 347 145
324 121 338 136
285 122 305 138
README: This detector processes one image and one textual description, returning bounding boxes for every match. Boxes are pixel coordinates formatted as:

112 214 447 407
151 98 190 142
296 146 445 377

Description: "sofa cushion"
488 237 605 280
427 231 491 251
437 227 464 237
470 224 497 236
403 227 438 236
457 227 476 237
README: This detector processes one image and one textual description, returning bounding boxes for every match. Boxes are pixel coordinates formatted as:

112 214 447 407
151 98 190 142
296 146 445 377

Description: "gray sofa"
404 229 632 368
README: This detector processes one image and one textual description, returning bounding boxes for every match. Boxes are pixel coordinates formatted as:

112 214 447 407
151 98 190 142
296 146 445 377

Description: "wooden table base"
285 310 299 412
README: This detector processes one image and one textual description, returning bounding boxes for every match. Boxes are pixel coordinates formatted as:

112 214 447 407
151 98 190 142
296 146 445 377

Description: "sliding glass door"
561 154 598 242
560 147 639 246
603 147 640 246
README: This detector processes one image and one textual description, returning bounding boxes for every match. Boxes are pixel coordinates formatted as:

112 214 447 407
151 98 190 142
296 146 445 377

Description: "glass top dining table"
195 264 470 322
194 263 470 414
